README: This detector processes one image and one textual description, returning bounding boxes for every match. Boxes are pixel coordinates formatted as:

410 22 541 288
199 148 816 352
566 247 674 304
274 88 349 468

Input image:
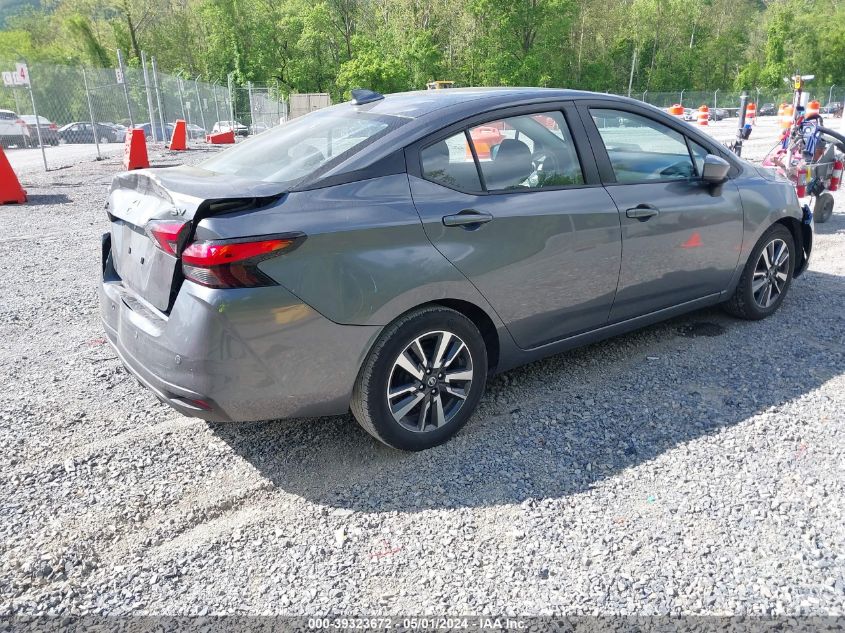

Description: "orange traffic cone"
206 130 235 144
0 146 26 204
169 120 187 151
123 129 149 170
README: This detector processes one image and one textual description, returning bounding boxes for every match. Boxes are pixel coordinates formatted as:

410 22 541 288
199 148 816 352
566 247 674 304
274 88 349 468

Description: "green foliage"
0 0 843 98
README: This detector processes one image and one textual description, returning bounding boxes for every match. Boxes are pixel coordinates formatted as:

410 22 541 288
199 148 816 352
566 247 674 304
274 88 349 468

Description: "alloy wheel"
386 330 473 433
752 238 790 309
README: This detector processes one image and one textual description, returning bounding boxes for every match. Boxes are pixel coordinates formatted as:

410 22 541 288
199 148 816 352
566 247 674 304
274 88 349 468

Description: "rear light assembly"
146 217 300 289
181 234 300 289
49 123 57 131
145 220 188 256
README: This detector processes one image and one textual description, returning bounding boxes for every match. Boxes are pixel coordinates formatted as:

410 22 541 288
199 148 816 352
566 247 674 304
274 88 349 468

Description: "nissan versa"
99 88 812 450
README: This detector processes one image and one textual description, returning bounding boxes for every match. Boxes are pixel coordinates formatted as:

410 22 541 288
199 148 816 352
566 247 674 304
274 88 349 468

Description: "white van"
0 109 28 148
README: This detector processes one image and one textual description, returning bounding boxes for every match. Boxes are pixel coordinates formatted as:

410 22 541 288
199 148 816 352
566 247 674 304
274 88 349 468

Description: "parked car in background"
58 122 122 144
186 123 206 140
710 108 727 121
20 115 59 146
682 108 696 121
250 123 269 135
822 102 842 117
133 122 175 142
100 88 812 451
758 103 777 116
0 109 28 148
212 120 249 137
100 122 127 139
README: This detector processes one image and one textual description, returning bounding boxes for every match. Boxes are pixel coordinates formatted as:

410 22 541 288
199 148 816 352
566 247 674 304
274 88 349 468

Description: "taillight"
145 220 188 256
49 123 57 130
181 235 299 289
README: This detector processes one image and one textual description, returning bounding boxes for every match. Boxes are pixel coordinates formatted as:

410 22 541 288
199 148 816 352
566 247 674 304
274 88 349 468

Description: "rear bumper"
99 234 381 422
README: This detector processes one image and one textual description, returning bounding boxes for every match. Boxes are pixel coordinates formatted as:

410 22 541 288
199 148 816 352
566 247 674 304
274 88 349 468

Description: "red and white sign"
14 63 29 86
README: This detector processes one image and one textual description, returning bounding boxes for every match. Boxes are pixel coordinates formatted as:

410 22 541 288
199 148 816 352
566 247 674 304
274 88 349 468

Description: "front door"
409 107 622 349
580 105 744 322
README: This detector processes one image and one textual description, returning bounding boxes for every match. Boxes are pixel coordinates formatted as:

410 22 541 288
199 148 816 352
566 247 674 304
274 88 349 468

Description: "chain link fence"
1 54 841 173
635 88 844 112
0 56 311 171
232 83 289 134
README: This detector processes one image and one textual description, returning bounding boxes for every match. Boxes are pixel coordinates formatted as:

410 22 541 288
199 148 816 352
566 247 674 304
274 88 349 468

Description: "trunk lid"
107 165 284 311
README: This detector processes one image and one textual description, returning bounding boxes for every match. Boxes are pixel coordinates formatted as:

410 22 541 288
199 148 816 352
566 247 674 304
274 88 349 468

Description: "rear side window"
591 109 695 182
420 110 584 193
468 111 583 190
421 132 482 192
0 112 17 120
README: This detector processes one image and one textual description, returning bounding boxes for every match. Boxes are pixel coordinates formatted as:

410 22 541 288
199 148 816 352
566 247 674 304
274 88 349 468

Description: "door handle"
442 210 494 227
625 204 660 220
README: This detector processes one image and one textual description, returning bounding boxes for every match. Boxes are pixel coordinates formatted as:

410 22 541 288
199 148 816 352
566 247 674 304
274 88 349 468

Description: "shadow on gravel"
210 269 844 513
24 193 71 206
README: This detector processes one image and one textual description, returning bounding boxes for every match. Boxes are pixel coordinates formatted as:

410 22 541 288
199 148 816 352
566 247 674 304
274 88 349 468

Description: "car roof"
315 86 734 186
354 87 590 119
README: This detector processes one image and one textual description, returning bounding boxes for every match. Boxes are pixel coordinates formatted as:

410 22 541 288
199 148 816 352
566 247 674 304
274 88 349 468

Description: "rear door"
577 102 743 322
408 104 622 350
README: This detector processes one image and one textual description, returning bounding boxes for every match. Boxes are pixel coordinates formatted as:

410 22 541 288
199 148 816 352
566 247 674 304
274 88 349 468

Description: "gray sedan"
99 88 812 450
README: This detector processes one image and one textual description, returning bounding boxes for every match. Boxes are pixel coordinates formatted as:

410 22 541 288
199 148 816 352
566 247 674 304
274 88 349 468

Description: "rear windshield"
0 112 18 120
201 107 409 186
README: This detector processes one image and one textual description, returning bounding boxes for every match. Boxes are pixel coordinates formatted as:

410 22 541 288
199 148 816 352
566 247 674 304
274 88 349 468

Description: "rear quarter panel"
195 174 507 329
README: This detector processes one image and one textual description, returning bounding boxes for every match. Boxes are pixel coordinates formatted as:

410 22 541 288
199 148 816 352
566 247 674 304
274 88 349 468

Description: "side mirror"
701 154 730 183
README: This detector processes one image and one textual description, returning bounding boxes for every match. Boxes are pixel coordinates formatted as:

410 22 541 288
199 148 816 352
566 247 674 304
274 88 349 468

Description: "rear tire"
814 192 834 223
723 224 795 320
351 306 487 451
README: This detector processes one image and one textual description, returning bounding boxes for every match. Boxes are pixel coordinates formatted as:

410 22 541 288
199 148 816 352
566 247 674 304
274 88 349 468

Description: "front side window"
201 106 410 186
591 109 695 182
468 111 584 191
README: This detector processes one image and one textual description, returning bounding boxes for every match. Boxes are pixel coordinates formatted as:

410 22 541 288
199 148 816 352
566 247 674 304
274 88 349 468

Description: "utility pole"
735 91 748 157
151 57 167 140
176 74 187 122
194 76 207 132
227 73 235 124
247 81 254 131
141 51 157 142
82 68 101 160
627 49 637 98
117 49 133 128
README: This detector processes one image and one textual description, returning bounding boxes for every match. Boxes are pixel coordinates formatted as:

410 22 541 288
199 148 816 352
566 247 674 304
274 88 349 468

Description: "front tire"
351 306 487 451
723 224 795 320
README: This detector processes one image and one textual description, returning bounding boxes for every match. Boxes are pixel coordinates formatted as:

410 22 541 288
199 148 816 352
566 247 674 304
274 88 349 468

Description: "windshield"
201 107 410 186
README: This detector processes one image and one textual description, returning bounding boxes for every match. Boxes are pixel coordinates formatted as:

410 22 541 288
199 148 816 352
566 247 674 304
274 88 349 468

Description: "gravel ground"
1 118 844 619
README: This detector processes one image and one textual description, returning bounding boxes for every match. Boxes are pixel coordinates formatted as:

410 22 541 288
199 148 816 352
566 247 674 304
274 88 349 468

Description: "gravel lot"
1 118 844 619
